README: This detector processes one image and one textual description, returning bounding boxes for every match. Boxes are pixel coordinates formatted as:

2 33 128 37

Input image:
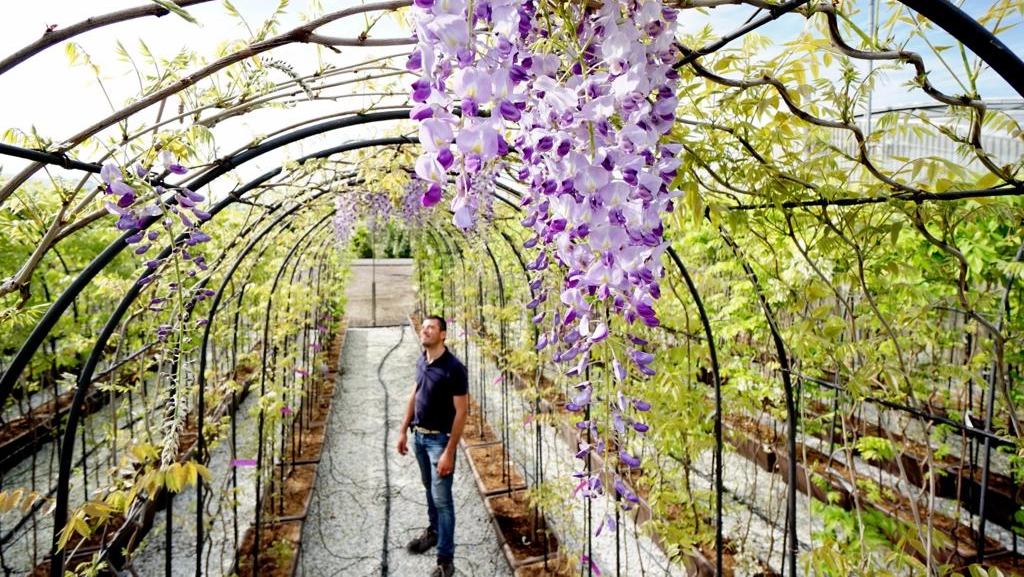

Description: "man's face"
420 319 445 347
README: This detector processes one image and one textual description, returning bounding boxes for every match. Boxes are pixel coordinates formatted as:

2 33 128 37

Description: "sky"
680 1 1024 108
0 1 1021 182
0 1 412 182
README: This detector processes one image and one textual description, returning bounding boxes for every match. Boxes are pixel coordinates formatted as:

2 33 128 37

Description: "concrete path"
296 325 512 577
345 259 418 328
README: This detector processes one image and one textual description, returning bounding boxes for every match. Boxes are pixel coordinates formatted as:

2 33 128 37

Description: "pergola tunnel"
2 1 1024 576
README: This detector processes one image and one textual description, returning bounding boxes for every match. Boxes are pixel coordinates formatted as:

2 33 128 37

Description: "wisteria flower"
161 150 188 175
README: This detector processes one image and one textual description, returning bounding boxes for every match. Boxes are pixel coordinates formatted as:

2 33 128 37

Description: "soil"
464 413 499 444
462 389 563 568
514 556 577 576
725 415 1024 574
464 397 499 445
696 540 755 577
487 491 559 560
288 423 326 463
236 520 302 576
266 464 317 520
468 444 527 494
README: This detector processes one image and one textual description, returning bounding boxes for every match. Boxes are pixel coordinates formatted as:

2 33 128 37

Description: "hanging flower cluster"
333 190 396 247
100 150 213 327
406 0 523 229
408 0 681 497
400 177 436 230
363 191 394 234
101 149 214 467
332 193 358 246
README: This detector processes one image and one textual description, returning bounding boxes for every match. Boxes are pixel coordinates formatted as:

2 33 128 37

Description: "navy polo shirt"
413 347 468 433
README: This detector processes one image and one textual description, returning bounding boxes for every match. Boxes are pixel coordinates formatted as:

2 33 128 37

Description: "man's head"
420 315 447 348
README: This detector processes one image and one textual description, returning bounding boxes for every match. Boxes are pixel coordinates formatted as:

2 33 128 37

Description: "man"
397 315 468 577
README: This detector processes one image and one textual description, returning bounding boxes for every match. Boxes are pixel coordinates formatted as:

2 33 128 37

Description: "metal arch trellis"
976 232 1024 560
896 0 1024 99
670 1 1024 102
61 174 408 575
193 192 335 576
479 242 517 492
0 0 415 206
493 229 557 565
717 223 802 576
421 226 461 323
48 200 327 574
249 213 335 577
665 246 726 575
217 206 326 570
0 128 414 575
0 109 411 410
438 225 471 370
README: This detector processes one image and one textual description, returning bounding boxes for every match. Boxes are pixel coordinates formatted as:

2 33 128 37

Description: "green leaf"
975 171 1005 190
148 0 199 24
683 181 702 225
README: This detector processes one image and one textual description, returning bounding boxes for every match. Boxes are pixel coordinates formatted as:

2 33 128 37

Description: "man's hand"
397 432 408 456
437 449 455 477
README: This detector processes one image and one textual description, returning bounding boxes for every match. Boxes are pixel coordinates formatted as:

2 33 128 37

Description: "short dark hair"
425 314 447 332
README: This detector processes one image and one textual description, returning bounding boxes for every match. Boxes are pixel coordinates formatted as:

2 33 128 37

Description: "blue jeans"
413 431 455 560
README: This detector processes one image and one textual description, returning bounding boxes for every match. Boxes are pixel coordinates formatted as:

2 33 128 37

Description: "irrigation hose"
377 325 407 576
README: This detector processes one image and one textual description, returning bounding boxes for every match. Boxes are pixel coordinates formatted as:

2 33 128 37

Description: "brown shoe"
406 528 437 554
431 559 455 577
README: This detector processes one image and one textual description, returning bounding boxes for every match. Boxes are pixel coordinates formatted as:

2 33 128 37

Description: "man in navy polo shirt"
397 315 468 577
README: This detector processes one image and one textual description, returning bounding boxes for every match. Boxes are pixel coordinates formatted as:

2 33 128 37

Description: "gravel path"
296 325 512 577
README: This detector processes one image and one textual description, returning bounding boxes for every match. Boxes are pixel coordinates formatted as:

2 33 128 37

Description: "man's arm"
437 394 467 476
396 383 417 456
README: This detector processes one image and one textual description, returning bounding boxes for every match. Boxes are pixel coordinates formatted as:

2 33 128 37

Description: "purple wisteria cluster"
407 0 683 522
333 190 395 246
406 0 522 228
332 193 358 246
101 150 214 331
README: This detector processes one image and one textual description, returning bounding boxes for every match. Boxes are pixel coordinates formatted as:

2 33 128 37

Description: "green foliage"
350 223 412 258
351 227 373 258
855 436 896 462
0 1 1021 574
804 502 925 575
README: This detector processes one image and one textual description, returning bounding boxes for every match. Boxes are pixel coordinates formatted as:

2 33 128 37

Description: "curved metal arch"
666 246 724 574
40 178 289 572
494 228 541 368
212 208 310 562
192 195 333 575
672 0 1024 100
0 143 103 173
716 226 799 577
419 227 460 318
0 114 410 407
436 225 471 330
976 233 1024 559
897 0 1024 99
248 214 335 575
